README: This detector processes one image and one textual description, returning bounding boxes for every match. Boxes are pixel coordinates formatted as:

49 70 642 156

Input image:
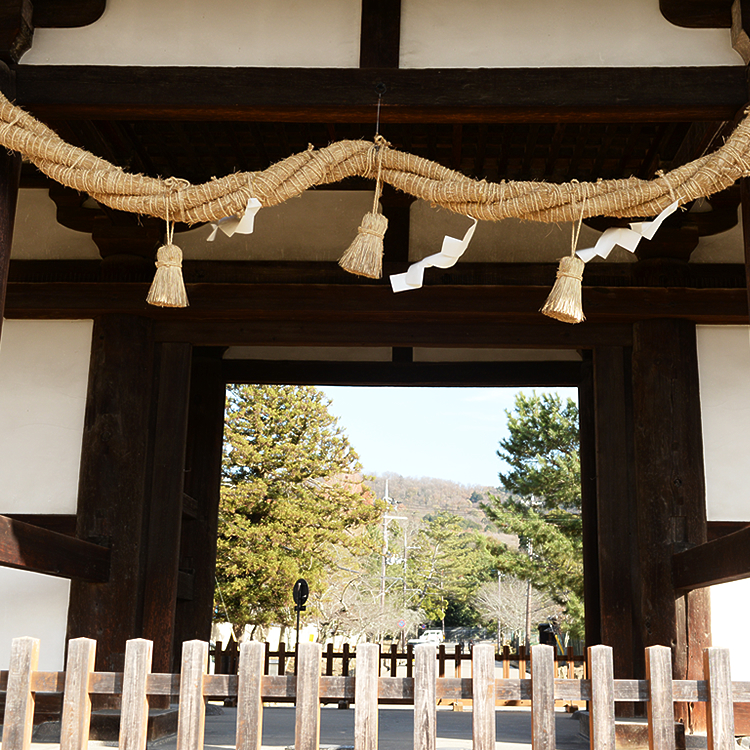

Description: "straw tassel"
339 136 389 279
147 213 189 307
540 200 586 324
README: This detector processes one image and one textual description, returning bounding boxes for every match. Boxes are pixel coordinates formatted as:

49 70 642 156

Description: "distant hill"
365 471 510 532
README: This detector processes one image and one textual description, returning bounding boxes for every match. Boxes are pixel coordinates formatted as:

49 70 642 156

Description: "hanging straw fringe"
339 136 389 278
147 188 189 307
541 201 586 324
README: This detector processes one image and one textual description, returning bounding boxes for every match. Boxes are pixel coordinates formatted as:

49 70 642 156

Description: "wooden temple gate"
1 0 750 738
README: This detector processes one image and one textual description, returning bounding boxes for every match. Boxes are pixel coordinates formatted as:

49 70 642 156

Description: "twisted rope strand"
3 90 750 226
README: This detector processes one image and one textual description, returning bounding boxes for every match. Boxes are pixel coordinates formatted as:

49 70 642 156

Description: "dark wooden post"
173 348 227 655
591 345 639 695
67 315 155 679
0 63 20 342
631 318 709 730
140 342 192 679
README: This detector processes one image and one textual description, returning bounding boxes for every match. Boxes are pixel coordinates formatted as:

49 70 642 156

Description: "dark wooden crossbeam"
0 514 110 582
14 66 748 122
221 359 582 387
673 525 750 590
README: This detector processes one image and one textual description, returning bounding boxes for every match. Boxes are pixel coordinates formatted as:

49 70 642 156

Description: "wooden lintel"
0 514 110 582
673 525 750 591
14 65 748 122
4 283 747 324
222 359 583 387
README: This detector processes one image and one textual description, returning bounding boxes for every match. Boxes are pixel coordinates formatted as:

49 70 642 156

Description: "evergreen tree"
482 392 584 638
215 384 382 631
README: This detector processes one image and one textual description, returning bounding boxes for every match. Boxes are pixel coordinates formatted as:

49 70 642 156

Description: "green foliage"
215 385 382 631
483 392 584 638
405 512 494 625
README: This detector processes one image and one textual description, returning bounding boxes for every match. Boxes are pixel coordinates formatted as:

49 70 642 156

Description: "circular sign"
397 619 406 628
293 578 309 606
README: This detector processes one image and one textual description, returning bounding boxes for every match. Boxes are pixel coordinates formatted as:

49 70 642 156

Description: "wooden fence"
213 640 586 681
1 637 746 750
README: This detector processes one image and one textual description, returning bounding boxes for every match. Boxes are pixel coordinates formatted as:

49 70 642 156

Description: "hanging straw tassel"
339 136 389 279
541 201 586 324
147 209 189 307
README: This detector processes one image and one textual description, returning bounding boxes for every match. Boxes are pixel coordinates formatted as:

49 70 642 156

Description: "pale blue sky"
319 387 578 488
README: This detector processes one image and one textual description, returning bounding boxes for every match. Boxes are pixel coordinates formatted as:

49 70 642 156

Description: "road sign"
397 619 406 628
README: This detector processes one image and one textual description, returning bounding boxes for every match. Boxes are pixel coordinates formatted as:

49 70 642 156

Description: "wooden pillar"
141 342 192 676
173 349 226 657
631 318 710 729
578 352 601 647
741 178 750 320
0 63 20 342
591 346 640 694
67 315 155 676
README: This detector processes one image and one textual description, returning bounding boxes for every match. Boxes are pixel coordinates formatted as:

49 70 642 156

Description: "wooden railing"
213 640 586 680
1 637 746 750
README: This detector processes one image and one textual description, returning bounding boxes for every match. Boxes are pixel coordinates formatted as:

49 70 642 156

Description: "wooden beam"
141 342 192 677
173 349 226 653
631 319 709 673
673 525 750 590
5 514 76 536
4 282 748 324
221 359 582 386
0 63 21 342
67 315 155 676
0 514 109 582
359 0 401 68
14 66 748 122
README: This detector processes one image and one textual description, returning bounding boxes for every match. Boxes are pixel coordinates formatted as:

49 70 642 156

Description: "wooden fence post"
646 645 675 750
704 648 735 750
354 643 379 750
60 637 97 750
119 639 153 750
237 641 264 750
2 636 39 750
295 641 322 750
588 645 616 750
176 640 208 750
414 644 436 750
472 643 495 750
531 644 555 750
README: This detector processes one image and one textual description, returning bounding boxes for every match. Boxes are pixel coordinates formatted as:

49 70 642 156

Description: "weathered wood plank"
589 645 616 750
673 526 750 590
0 513 110 582
646 646 676 750
237 641 264 750
414 645 436 750
295 642 322 750
60 638 96 750
705 648 735 750
141 342 192 677
176 640 208 750
119 639 153 750
354 643 379 750
15 66 748 122
0 142 20 340
472 644 495 750
1 637 39 750
531 645 555 750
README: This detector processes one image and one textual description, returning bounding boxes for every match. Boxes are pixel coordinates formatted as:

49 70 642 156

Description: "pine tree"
482 392 584 638
215 384 382 631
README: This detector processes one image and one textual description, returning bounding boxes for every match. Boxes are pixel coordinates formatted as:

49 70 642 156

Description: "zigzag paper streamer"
390 218 478 293
576 201 679 262
207 197 263 241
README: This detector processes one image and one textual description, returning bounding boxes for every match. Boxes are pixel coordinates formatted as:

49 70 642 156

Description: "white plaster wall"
401 0 741 67
711 579 750 680
21 0 361 66
695 325 750 521
0 319 92 512
0 569 71 670
11 189 100 260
